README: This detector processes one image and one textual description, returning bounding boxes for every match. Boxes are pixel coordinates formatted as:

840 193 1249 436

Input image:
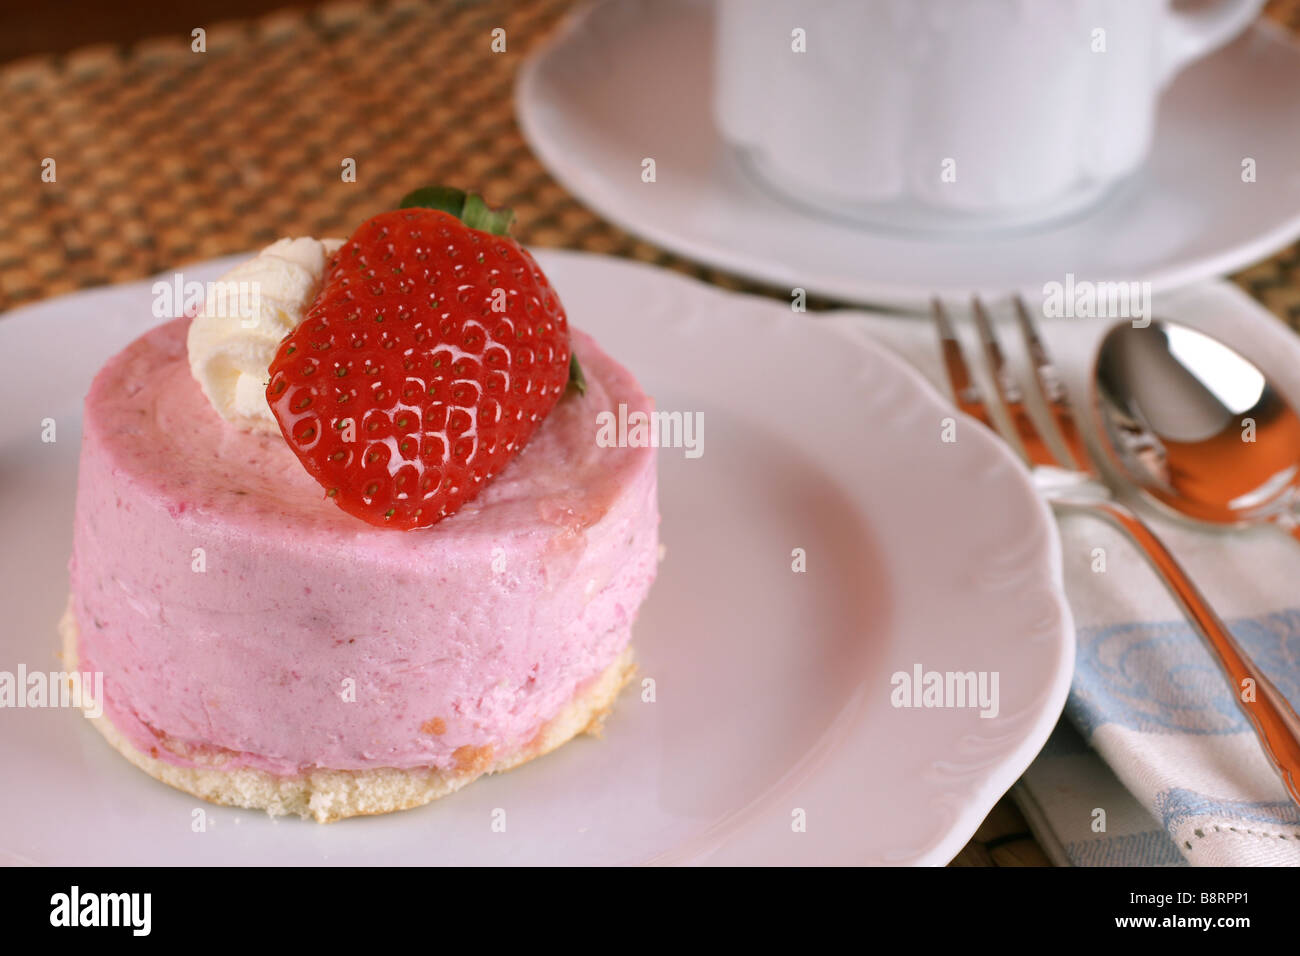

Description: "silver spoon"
1094 319 1300 540
1094 318 1300 802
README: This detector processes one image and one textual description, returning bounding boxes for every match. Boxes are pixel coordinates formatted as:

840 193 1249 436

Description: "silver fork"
932 295 1300 809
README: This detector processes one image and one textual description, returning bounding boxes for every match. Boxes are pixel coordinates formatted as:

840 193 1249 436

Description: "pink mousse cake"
63 314 659 821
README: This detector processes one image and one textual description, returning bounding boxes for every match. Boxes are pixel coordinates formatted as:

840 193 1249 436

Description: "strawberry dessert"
62 189 660 821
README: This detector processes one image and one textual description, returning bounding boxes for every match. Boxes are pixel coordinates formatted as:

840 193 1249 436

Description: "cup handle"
1159 0 1266 84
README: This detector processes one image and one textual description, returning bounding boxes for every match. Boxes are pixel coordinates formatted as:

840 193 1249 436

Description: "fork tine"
971 297 1061 468
930 297 996 432
1012 295 1092 471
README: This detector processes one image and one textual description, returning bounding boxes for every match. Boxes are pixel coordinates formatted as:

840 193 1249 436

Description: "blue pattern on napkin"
1036 612 1300 864
1155 788 1300 832
1069 612 1300 737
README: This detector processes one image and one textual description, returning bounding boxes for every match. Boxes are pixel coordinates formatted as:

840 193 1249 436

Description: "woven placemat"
4 0 1300 866
0 0 759 311
6 0 1296 319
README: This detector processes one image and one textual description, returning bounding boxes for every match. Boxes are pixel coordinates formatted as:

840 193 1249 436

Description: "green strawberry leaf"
399 186 514 236
399 185 467 215
568 352 586 397
460 193 516 236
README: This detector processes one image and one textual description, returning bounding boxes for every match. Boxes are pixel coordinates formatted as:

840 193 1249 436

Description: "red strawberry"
266 192 573 529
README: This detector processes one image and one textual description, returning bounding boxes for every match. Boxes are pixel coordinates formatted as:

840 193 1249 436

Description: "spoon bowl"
1093 319 1300 535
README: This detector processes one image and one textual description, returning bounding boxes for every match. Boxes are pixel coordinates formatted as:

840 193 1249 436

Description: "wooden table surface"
4 0 1300 866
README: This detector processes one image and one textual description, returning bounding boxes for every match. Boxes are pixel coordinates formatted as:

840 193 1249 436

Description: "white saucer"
0 251 1072 865
517 0 1300 310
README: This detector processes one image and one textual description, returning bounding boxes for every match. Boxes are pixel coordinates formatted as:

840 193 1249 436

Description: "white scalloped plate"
0 250 1072 865
517 0 1300 310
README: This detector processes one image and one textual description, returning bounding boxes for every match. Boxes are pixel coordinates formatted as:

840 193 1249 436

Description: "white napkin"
836 279 1300 866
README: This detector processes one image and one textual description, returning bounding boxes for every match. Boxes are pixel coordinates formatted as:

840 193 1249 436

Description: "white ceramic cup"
714 0 1265 233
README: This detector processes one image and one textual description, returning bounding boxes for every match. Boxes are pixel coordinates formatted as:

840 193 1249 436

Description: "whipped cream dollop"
187 237 343 432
